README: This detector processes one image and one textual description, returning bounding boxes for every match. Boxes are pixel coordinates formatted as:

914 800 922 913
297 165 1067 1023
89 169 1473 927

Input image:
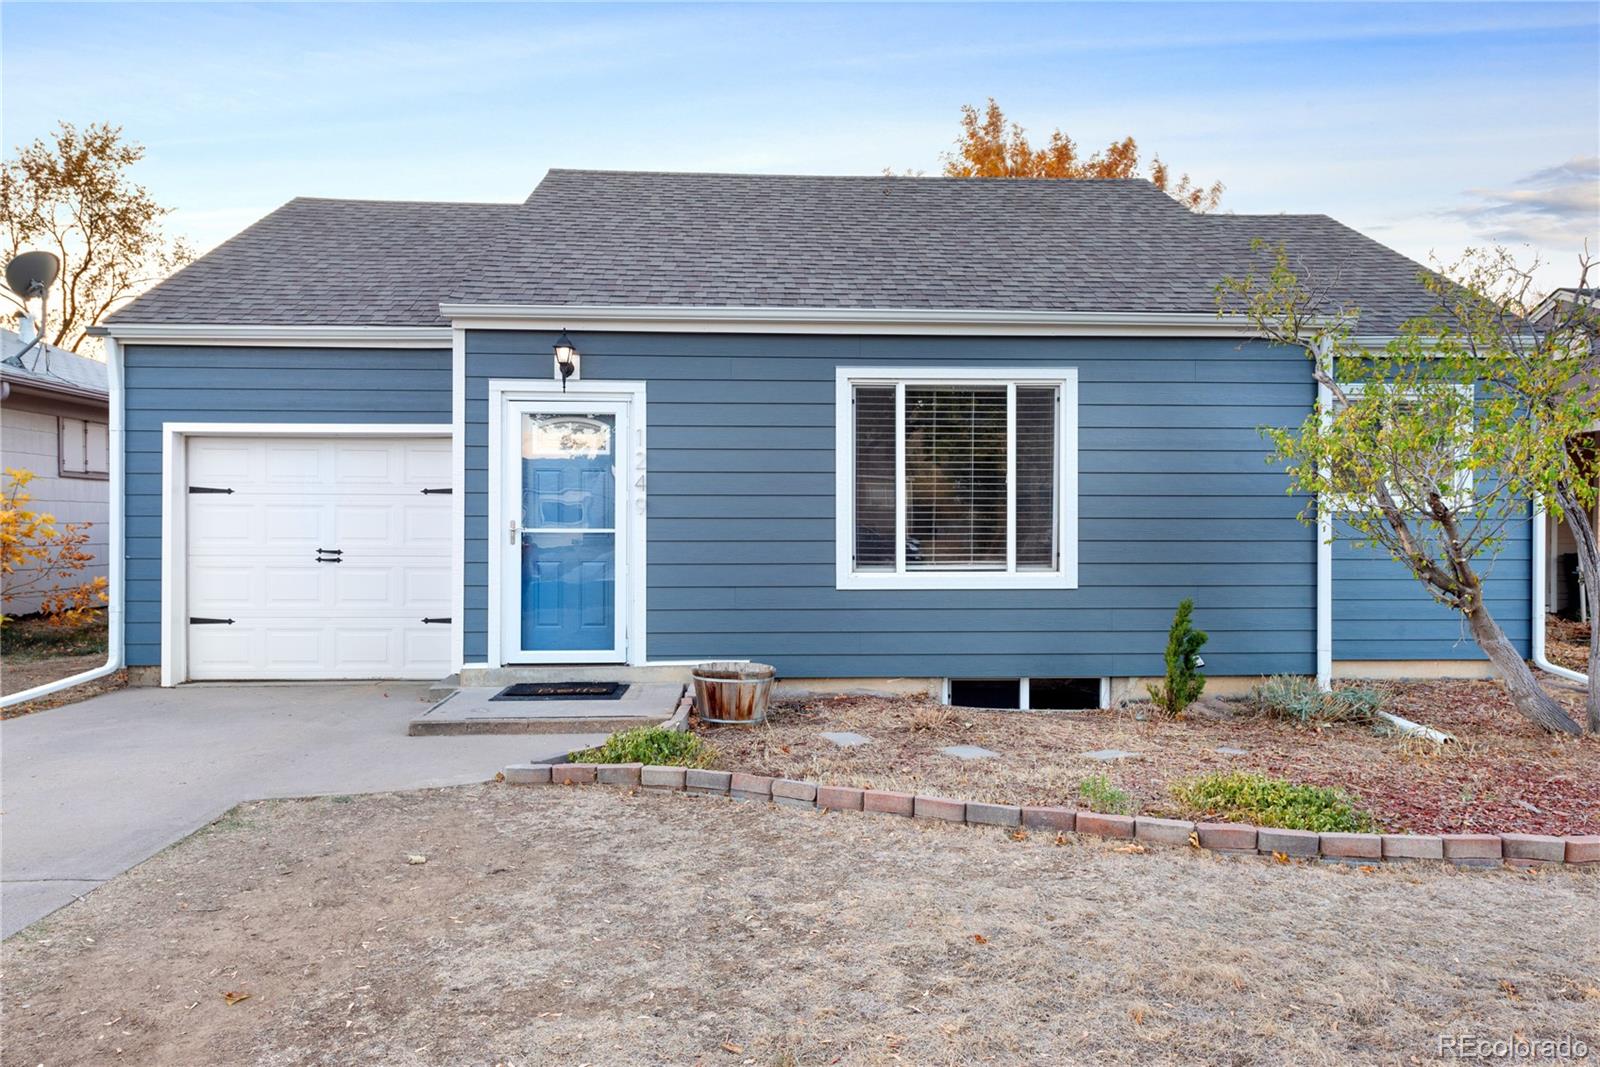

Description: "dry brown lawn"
4 784 1597 1066
698 683 1599 836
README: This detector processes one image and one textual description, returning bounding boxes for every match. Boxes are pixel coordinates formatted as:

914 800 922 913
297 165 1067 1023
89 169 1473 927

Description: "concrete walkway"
0 682 606 937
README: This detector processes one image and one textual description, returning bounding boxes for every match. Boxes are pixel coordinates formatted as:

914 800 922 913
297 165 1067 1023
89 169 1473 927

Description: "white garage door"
185 435 452 680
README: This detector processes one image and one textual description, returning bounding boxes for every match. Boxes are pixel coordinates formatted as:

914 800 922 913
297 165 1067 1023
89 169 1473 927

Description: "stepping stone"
1079 749 1140 762
939 744 999 761
1215 746 1248 756
821 731 872 748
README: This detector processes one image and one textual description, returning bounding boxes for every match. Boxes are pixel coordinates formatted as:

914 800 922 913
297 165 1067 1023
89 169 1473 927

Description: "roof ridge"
538 167 1162 186
286 195 521 208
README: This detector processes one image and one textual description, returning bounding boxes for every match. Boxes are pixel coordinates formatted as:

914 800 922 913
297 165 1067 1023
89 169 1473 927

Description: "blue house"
94 170 1533 706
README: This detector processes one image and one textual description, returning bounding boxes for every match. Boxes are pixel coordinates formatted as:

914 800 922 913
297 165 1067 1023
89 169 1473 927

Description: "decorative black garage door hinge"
188 486 233 494
421 617 451 624
189 617 235 625
421 487 452 495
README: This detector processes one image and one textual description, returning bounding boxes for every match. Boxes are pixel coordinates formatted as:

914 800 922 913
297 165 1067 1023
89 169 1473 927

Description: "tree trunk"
1464 603 1581 735
1552 480 1600 732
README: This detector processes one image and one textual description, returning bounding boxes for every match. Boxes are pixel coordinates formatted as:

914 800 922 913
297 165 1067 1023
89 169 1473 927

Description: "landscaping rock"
939 744 999 761
1499 833 1564 864
817 785 865 811
596 763 642 787
913 795 966 822
863 789 915 817
1214 746 1248 756
1381 834 1444 862
1257 827 1319 858
772 779 818 810
504 764 552 785
1441 833 1502 866
685 769 732 796
1075 812 1136 839
1078 749 1140 762
729 772 774 803
1318 832 1382 861
965 801 1022 828
820 731 872 748
1134 816 1195 847
640 765 686 792
552 763 597 785
1021 806 1076 831
1196 822 1257 852
1564 835 1600 864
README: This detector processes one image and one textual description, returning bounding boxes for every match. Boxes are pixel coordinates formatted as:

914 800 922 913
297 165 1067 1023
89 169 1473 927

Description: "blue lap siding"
120 345 451 667
465 331 1320 677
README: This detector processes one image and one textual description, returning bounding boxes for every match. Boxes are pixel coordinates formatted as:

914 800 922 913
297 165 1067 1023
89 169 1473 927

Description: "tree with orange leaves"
941 99 1224 212
1 468 107 626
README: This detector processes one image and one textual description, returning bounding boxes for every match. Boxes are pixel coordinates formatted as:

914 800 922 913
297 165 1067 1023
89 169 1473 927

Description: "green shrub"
569 726 714 768
1251 675 1386 725
1147 598 1207 717
1170 770 1377 833
1078 774 1133 815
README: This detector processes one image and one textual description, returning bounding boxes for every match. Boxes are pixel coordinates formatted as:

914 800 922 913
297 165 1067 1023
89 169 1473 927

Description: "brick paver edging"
502 762 1600 871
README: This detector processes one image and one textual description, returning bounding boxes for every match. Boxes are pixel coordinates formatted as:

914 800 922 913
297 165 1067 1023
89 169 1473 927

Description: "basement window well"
945 677 1104 711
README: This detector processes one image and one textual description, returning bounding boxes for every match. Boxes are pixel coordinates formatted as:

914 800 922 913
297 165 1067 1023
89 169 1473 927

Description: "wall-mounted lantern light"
553 330 580 390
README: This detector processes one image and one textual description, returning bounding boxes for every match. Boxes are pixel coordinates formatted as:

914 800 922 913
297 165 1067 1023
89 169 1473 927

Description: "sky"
3 1 1598 293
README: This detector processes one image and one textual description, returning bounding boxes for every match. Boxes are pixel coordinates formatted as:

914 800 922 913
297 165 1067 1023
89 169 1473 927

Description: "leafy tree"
1148 598 1208 716
1 468 107 626
1 121 193 353
941 98 1224 212
1220 244 1599 735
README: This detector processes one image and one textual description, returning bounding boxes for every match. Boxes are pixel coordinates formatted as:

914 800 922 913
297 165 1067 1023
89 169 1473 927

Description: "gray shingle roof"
111 170 1437 331
2 329 108 398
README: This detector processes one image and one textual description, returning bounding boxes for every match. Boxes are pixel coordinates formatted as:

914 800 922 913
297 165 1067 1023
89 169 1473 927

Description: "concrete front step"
458 665 694 687
409 682 684 736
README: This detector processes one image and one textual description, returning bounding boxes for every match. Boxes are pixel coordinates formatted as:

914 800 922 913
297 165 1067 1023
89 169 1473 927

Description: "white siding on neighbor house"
0 403 110 615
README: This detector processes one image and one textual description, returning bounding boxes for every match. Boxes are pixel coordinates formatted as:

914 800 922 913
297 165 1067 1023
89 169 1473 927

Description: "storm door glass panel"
904 386 1007 569
520 413 616 652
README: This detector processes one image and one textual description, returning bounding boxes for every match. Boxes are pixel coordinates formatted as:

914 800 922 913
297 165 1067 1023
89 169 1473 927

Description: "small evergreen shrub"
1147 598 1207 717
1170 770 1377 832
1251 675 1386 725
1077 774 1133 815
569 726 714 768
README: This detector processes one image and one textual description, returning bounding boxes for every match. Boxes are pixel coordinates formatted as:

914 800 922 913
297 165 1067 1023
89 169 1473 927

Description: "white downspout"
1315 341 1333 691
1532 495 1587 684
1 336 126 709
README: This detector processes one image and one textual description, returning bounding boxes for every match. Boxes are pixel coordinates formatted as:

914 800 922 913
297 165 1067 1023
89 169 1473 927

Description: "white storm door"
500 401 630 664
185 435 452 679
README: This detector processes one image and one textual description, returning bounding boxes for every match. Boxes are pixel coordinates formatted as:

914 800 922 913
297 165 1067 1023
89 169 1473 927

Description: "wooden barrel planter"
692 661 776 724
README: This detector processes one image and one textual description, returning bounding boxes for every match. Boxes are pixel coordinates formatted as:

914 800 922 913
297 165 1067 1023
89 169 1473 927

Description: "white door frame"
159 422 453 686
486 379 648 667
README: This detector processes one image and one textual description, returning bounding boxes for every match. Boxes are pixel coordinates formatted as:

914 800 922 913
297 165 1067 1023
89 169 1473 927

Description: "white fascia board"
95 324 452 348
442 303 1264 337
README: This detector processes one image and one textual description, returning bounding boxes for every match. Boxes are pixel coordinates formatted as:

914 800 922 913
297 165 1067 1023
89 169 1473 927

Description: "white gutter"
2 337 126 709
440 303 1276 337
90 324 451 348
1315 341 1333 691
1532 495 1587 684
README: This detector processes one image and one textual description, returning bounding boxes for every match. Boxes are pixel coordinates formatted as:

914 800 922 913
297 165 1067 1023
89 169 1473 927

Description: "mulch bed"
1546 613 1591 673
696 680 1598 836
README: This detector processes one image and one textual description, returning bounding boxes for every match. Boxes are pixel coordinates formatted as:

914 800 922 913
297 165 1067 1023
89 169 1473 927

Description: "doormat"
490 682 630 701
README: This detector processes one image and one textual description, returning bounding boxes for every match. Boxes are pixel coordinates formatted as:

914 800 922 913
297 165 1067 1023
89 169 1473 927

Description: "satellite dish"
5 251 61 299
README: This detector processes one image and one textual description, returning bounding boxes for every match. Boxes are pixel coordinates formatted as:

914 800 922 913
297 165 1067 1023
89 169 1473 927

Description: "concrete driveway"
0 682 606 937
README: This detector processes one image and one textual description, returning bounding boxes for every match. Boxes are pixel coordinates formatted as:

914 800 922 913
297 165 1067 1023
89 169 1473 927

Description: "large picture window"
836 368 1078 590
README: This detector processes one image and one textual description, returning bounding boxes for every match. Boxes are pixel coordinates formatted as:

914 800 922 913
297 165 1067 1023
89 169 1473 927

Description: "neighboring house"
1 329 110 616
94 170 1539 701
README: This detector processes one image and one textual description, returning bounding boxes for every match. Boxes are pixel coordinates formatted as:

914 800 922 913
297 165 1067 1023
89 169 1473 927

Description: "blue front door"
517 412 620 656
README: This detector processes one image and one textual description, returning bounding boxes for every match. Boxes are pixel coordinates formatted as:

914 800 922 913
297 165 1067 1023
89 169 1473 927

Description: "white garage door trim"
160 423 454 686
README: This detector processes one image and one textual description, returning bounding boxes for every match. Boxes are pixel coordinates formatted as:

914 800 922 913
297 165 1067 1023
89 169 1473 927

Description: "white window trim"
158 422 453 687
1329 382 1475 513
834 366 1078 591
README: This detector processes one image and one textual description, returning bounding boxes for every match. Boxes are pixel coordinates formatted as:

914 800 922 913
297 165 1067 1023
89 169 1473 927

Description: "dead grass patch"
3 786 1597 1066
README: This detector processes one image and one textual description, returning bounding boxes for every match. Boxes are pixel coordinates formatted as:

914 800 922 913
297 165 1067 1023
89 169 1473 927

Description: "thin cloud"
1452 156 1600 246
